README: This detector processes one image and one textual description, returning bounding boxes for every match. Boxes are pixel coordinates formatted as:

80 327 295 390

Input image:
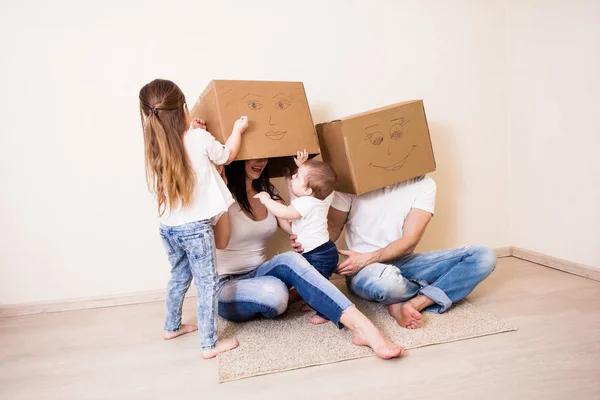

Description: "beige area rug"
217 279 516 382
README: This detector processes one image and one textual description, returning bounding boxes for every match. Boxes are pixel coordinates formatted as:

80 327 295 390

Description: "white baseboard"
494 247 513 258
1 246 597 318
511 247 600 282
0 289 198 319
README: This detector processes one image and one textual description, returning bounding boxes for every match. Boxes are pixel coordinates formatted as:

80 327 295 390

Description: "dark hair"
303 160 337 200
225 161 281 217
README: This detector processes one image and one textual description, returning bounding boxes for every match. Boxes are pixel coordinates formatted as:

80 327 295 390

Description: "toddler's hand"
253 191 271 204
191 118 207 130
233 116 249 134
294 149 309 167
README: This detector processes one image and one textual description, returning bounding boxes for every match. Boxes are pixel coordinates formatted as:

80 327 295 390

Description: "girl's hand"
191 118 207 130
294 149 309 167
233 116 249 134
253 191 271 204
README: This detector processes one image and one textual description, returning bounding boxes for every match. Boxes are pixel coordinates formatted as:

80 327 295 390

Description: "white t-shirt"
159 128 234 226
331 175 436 253
216 201 278 277
290 193 332 253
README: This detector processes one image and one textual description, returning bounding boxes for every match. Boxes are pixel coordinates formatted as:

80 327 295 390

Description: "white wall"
507 0 600 268
0 0 511 304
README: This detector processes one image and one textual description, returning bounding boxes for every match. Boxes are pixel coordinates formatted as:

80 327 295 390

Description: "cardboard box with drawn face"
316 100 436 195
189 80 320 162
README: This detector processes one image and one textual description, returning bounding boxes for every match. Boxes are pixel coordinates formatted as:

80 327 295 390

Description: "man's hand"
294 149 309 167
191 118 207 130
253 192 271 204
335 249 378 275
290 234 304 253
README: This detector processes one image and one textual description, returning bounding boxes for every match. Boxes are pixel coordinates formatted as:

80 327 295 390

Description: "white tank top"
216 200 278 277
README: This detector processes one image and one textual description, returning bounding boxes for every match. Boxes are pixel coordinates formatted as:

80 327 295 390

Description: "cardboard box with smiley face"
316 100 436 195
189 80 320 164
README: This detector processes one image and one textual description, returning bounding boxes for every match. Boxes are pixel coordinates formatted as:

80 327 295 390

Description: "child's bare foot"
201 338 239 359
163 324 198 340
388 303 423 329
309 314 329 325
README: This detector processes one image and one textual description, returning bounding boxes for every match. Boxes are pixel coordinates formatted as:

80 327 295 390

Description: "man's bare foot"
163 324 198 340
201 338 239 359
309 314 329 325
388 303 423 329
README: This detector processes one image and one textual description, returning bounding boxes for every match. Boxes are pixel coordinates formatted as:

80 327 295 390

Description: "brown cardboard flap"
316 122 356 194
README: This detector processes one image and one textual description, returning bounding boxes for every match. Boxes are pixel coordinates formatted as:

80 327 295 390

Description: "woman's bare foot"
163 324 198 340
388 303 423 329
201 338 239 359
309 314 329 325
341 307 403 359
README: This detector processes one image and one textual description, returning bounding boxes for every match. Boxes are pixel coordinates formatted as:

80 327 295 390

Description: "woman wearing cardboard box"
212 158 403 359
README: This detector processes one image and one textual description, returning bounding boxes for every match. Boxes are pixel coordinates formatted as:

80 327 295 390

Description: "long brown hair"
139 79 195 216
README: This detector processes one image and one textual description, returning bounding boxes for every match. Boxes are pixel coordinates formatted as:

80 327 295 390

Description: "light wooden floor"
1 257 599 400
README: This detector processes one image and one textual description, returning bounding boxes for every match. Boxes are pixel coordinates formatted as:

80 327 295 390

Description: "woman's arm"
213 212 231 249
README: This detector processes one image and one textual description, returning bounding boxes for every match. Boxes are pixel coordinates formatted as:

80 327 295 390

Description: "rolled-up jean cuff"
334 302 354 329
419 285 452 313
201 340 217 351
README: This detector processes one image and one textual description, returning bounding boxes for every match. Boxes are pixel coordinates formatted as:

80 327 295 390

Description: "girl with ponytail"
139 79 248 358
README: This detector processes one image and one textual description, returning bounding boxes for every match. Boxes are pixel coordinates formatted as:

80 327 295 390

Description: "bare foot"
163 324 198 340
388 303 423 329
309 314 329 325
201 338 239 359
351 322 404 359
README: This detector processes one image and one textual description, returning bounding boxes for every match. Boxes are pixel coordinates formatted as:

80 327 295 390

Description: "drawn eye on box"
363 118 417 172
223 87 305 141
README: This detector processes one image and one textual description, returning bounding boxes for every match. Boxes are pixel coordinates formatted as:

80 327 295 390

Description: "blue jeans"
160 220 218 350
218 252 353 327
346 245 497 313
303 240 338 320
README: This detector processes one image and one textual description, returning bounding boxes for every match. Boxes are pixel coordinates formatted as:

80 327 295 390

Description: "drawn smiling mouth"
265 131 287 140
370 145 417 171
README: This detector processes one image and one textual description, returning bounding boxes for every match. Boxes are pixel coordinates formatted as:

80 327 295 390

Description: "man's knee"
470 245 497 278
349 265 416 304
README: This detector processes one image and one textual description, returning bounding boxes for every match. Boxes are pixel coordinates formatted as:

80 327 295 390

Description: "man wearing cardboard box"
308 101 497 329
